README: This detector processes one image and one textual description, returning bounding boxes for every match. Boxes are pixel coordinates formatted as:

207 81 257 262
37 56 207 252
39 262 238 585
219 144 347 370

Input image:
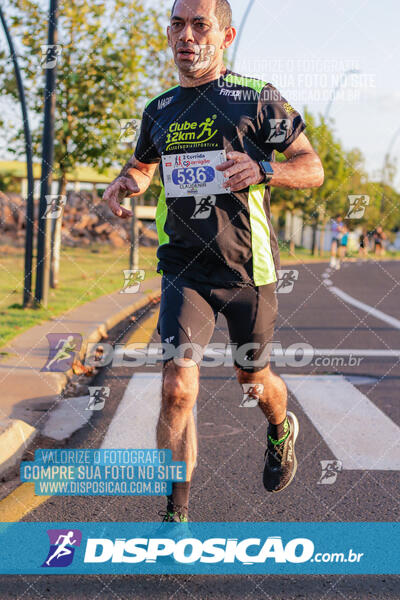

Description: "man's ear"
222 26 236 49
167 25 172 47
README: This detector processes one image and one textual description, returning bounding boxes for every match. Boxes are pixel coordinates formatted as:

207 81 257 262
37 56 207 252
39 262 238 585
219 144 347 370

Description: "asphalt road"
1 259 399 599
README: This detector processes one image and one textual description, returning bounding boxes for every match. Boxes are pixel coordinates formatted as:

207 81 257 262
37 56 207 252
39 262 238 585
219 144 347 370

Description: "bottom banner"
0 522 398 574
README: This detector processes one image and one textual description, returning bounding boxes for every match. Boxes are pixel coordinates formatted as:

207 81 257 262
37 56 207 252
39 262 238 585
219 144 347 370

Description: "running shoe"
263 411 299 492
158 504 188 523
153 506 193 564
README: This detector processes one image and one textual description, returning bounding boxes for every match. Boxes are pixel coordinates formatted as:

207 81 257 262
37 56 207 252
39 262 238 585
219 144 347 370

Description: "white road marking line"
330 286 400 330
282 349 400 357
101 373 161 449
282 374 400 470
101 372 197 449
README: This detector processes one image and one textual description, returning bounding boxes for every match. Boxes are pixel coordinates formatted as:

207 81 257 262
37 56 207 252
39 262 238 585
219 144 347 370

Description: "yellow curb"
127 309 159 345
0 482 50 522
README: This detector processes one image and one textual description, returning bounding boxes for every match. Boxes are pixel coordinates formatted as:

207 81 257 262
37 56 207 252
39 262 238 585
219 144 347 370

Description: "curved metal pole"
382 126 400 181
231 0 256 70
0 6 34 306
324 69 360 120
380 125 400 215
35 0 59 307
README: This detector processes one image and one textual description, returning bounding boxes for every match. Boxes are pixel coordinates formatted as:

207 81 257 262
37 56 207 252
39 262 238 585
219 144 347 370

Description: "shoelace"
158 505 188 522
265 438 286 466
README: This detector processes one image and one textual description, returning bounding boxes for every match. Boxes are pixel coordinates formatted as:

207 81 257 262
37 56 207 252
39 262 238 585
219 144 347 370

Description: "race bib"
162 150 228 198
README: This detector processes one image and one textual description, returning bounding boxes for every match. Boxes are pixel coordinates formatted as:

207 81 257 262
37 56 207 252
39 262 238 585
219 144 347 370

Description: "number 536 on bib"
162 150 228 198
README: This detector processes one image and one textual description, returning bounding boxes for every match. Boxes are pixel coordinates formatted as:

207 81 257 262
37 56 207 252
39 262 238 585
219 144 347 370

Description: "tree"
0 0 176 286
272 109 398 256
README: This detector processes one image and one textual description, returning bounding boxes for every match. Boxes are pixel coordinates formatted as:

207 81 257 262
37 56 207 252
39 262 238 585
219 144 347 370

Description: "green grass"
2 240 400 350
279 241 332 262
0 244 158 350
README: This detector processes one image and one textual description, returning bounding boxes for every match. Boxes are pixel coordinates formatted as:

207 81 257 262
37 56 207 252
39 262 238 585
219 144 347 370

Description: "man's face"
168 0 234 76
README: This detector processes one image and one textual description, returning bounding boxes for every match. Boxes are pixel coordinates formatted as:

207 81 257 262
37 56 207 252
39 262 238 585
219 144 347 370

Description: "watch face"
260 161 274 175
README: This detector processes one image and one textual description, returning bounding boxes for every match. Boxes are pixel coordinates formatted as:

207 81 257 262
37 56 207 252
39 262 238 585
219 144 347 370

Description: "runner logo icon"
40 44 62 69
240 383 264 407
318 460 342 485
267 119 291 144
119 119 141 143
120 269 145 294
346 195 370 219
41 333 82 372
276 270 299 293
42 195 66 219
191 195 216 219
42 529 82 567
87 386 110 411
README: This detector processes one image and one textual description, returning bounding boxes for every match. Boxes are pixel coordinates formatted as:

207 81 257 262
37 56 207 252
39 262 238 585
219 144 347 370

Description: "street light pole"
0 7 35 307
324 69 360 120
380 126 400 215
35 0 59 307
231 0 255 70
382 126 400 182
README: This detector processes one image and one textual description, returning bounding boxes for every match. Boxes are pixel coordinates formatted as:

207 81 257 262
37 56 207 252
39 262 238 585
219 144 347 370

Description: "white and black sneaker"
263 411 299 493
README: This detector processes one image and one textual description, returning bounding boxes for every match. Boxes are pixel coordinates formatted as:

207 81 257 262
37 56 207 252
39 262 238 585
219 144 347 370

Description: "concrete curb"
0 419 36 477
0 282 161 478
75 288 161 369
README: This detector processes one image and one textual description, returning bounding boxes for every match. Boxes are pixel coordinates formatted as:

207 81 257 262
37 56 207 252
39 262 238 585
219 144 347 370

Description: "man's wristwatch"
258 160 274 184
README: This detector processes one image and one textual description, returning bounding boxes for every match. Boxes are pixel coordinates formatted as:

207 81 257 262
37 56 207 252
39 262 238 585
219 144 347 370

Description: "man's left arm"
217 133 324 192
268 132 324 189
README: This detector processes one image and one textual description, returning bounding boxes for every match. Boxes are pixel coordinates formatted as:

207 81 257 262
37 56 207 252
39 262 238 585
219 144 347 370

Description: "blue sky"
1 0 398 188
228 0 400 187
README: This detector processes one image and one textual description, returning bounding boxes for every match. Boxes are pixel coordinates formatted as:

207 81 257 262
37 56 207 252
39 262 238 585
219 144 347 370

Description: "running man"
104 0 324 522
338 224 349 267
45 531 77 566
330 214 344 268
45 335 77 371
373 225 386 257
192 194 216 218
358 228 369 259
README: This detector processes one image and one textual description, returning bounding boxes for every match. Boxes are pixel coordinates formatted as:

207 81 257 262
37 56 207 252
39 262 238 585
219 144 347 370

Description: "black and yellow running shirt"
134 69 305 288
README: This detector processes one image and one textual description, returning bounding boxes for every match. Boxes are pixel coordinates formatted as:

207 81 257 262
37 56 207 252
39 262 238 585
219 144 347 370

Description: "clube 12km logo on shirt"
165 114 219 151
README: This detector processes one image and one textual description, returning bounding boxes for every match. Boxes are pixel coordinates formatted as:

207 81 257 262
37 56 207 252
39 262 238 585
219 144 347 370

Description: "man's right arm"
103 156 158 219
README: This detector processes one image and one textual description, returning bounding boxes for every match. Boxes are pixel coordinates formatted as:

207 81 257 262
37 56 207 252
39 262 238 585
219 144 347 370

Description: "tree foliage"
272 110 400 246
0 0 177 180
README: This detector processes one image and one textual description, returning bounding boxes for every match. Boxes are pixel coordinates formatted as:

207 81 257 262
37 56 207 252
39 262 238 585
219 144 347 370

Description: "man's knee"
162 359 199 410
235 362 272 384
235 364 286 400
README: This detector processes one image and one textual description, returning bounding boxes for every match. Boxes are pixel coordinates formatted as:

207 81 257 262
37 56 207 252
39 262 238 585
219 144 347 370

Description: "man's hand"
103 176 139 219
216 151 263 192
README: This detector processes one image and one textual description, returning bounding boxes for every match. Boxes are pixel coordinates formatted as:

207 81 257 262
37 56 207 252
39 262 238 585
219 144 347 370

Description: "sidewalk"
0 276 161 476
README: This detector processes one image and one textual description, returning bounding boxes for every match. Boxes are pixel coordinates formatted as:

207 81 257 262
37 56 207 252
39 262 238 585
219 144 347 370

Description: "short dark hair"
171 0 232 29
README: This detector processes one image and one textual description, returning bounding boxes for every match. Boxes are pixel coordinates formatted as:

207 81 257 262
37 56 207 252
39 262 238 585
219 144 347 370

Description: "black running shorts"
157 272 278 372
